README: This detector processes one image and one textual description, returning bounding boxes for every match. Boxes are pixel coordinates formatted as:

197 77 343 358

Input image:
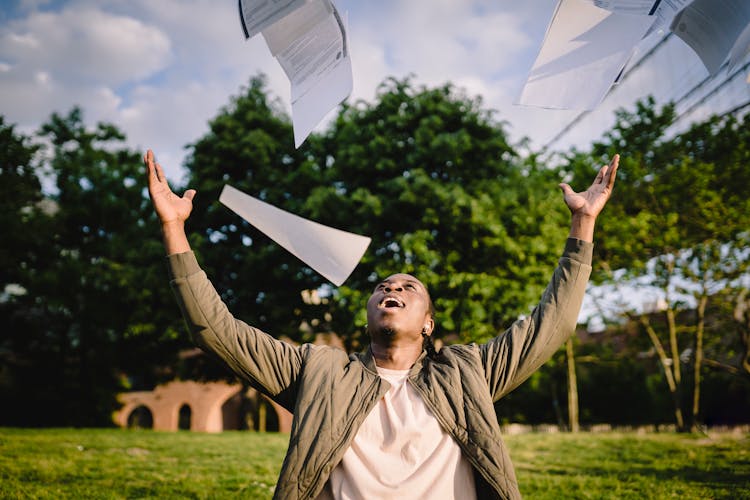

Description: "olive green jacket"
167 238 593 499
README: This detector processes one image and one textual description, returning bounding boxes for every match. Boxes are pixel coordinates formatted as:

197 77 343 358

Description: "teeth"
382 297 403 308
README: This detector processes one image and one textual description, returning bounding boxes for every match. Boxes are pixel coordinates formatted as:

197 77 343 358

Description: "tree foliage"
3 80 748 428
563 98 750 429
183 76 572 353
0 110 187 426
314 78 570 348
183 76 321 348
0 117 42 288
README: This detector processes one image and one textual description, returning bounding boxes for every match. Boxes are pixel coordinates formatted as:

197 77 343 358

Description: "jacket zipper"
299 376 386 499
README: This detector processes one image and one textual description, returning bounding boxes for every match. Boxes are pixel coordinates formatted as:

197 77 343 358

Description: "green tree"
564 99 750 430
0 117 42 287
313 78 570 349
0 117 45 418
183 76 574 358
0 109 186 426
182 76 323 351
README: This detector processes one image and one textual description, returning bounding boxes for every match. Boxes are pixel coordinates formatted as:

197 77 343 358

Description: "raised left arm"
480 155 619 400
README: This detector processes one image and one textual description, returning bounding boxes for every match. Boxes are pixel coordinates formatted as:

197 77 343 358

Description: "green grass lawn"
0 428 748 499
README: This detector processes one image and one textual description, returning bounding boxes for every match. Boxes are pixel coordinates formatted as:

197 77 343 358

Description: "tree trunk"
665 258 681 384
667 308 681 384
566 337 579 432
258 399 267 433
734 290 750 376
640 315 685 430
691 294 708 431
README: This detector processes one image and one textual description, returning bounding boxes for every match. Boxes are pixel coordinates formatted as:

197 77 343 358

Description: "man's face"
366 273 434 341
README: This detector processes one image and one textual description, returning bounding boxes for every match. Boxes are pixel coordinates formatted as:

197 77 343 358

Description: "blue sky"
0 0 595 182
1 1 743 182
3 0 746 323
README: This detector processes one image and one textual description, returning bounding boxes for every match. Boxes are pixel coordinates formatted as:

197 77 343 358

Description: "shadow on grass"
538 461 750 497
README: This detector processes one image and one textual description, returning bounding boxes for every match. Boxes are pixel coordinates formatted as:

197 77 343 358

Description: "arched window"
178 404 192 431
222 392 243 431
127 405 153 429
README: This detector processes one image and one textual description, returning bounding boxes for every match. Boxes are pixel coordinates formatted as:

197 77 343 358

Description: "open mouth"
380 296 405 308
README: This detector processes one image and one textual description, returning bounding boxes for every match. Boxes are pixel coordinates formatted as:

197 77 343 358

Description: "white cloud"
346 31 390 104
18 0 54 12
118 80 251 182
7 32 40 48
339 0 559 143
0 6 171 86
110 42 288 180
0 2 176 155
34 70 50 85
0 0 568 181
0 0 291 182
0 71 122 132
350 1 533 86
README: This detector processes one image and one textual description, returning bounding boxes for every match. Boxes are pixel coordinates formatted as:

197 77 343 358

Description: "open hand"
559 154 618 219
144 149 196 226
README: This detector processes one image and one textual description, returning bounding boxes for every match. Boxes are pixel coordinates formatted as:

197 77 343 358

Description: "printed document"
586 0 661 16
239 0 352 147
519 0 654 110
670 0 750 75
238 0 307 39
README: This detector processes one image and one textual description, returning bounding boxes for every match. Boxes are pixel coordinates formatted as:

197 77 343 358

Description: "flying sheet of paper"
586 0 661 16
263 0 352 147
727 22 750 71
643 0 691 36
670 0 750 75
238 0 352 148
238 0 307 39
518 0 655 110
219 184 371 287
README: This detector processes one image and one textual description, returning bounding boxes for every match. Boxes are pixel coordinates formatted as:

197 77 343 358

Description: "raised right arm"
145 150 302 411
167 251 302 411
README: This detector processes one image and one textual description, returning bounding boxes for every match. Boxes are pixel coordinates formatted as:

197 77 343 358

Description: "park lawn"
0 428 748 499
507 432 750 499
0 428 288 498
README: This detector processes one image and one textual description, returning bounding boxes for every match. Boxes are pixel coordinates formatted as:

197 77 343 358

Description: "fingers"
593 153 620 187
155 161 168 185
144 149 159 188
144 149 171 187
596 165 607 184
144 149 157 170
609 154 619 168
144 149 195 207
558 182 574 197
144 149 159 179
606 154 619 191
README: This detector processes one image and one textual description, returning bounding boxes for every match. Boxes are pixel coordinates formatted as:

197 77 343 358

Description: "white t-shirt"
320 366 477 500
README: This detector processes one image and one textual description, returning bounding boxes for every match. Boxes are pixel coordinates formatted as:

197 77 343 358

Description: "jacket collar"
359 345 428 377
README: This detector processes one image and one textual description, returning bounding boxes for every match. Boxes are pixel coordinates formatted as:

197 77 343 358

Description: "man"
144 149 618 499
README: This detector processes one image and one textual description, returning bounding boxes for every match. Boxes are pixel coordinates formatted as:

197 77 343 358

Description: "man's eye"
406 284 415 290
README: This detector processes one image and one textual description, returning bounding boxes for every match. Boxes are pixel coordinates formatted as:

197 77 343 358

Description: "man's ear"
423 317 435 336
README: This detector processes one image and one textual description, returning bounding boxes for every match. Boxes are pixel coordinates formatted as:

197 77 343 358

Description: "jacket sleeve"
480 238 593 402
167 251 302 412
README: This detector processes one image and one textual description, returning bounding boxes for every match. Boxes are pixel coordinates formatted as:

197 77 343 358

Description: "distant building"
114 380 293 433
114 332 346 432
